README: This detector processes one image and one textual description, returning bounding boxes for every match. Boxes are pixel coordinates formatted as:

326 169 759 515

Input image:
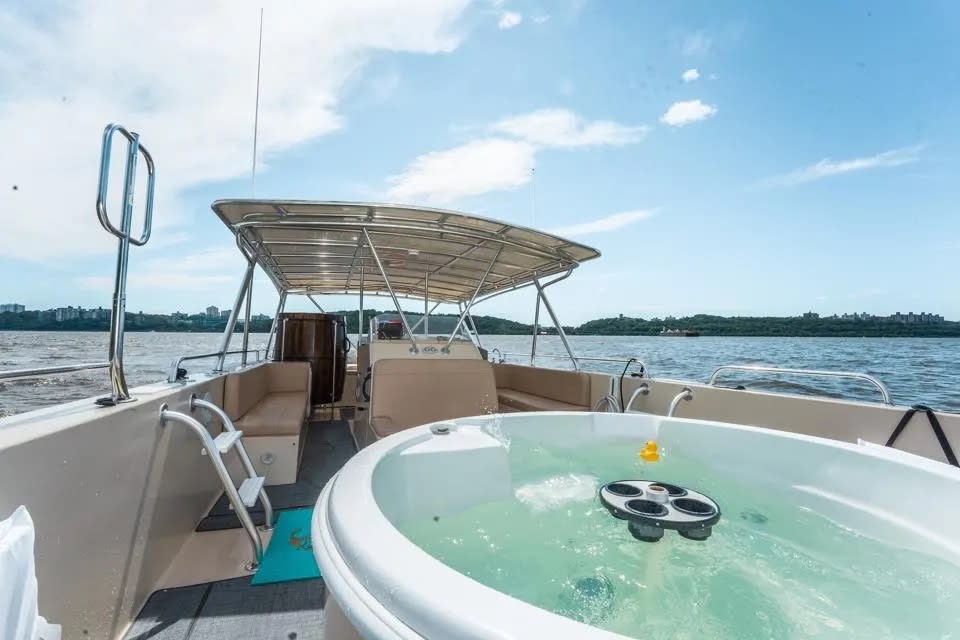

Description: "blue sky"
2 0 959 324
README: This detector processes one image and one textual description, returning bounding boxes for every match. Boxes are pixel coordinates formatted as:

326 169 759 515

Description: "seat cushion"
370 358 498 434
233 391 308 437
497 389 587 413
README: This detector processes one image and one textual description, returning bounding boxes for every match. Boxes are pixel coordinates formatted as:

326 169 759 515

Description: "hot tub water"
396 433 960 639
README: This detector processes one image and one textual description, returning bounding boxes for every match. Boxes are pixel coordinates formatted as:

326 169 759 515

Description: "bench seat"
493 363 591 412
223 362 311 484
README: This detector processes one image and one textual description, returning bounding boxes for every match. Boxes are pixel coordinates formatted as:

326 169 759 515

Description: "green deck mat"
251 508 321 585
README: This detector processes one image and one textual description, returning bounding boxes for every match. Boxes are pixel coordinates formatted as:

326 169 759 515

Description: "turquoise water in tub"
396 431 960 639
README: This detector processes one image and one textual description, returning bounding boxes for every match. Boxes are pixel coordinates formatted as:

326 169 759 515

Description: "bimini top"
212 200 600 304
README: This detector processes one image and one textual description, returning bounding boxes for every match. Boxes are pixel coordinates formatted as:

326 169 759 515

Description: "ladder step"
238 476 265 508
212 430 243 454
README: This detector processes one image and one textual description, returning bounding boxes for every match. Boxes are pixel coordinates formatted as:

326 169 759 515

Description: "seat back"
370 358 497 435
493 363 591 406
223 361 311 420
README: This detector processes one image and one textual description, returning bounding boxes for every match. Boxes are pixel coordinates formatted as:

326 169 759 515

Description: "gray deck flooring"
124 576 326 640
197 417 356 532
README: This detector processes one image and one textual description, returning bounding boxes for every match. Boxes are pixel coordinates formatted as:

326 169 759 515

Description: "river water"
2 331 959 417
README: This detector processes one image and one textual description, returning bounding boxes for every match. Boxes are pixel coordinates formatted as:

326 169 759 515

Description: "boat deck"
123 575 326 640
126 414 355 639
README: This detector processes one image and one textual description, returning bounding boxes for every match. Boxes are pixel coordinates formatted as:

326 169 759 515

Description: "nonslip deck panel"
197 419 355 532
123 576 325 640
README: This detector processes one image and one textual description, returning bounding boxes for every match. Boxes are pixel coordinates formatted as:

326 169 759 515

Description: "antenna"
251 8 264 197
531 166 536 226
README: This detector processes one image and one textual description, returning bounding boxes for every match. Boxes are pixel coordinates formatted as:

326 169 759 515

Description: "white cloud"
492 108 647 147
386 138 535 204
498 11 523 29
659 99 717 126
386 108 648 204
762 146 923 187
0 0 471 260
550 209 655 237
681 68 700 82
76 247 241 291
682 31 712 56
532 14 551 24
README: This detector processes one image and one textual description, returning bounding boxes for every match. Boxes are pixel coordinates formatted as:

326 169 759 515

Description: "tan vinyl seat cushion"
493 363 591 411
369 358 497 439
223 362 311 437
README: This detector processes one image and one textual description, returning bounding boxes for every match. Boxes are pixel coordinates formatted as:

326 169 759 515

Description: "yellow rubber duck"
639 440 659 462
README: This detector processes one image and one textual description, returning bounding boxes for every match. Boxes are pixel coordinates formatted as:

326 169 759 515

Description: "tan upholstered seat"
493 363 591 412
223 362 312 437
368 358 497 440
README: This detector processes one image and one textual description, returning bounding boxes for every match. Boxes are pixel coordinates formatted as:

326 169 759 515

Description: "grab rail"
0 362 110 382
168 349 261 383
0 123 155 405
592 394 622 413
708 365 892 405
496 352 648 375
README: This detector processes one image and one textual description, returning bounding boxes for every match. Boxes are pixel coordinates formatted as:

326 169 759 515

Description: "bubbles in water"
514 473 598 512
556 574 615 626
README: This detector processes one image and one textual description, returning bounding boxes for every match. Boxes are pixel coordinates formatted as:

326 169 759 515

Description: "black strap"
885 404 958 467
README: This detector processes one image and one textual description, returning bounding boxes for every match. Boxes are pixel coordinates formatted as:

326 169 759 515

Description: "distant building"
802 311 819 320
0 303 25 313
55 306 80 322
206 306 219 318
83 307 111 320
252 313 270 322
220 309 231 319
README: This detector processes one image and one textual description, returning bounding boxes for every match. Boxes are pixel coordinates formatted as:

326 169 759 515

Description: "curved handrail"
624 383 650 412
168 349 261 383
708 364 892 405
96 123 155 246
592 394 622 413
667 387 693 417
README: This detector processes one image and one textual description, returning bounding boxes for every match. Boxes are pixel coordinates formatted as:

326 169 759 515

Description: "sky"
2 0 959 324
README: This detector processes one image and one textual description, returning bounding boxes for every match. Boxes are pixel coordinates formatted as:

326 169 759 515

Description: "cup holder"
606 482 642 497
625 499 669 517
672 497 716 516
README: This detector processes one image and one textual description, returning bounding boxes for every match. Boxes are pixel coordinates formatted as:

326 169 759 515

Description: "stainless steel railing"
0 124 155 404
708 364 892 405
0 362 110 382
494 352 648 376
168 350 261 383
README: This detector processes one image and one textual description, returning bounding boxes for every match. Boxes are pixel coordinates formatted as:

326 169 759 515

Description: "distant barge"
660 327 700 337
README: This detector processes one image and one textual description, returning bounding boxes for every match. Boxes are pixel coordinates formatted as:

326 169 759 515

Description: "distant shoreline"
3 309 960 338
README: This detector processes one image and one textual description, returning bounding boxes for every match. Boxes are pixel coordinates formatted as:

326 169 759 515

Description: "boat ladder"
158 396 274 571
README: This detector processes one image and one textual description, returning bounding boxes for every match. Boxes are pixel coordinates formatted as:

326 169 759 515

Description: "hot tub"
312 412 960 639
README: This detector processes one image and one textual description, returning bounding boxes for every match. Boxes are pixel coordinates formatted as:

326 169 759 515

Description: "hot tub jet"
599 480 721 542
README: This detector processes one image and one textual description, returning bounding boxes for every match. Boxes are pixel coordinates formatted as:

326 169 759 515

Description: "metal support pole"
241 273 253 366
409 301 442 333
424 271 429 336
217 256 257 372
358 265 364 345
190 396 274 531
530 292 541 366
159 406 263 570
307 294 325 312
363 228 417 353
445 246 503 351
103 136 141 403
534 277 579 370
466 308 481 346
265 291 286 359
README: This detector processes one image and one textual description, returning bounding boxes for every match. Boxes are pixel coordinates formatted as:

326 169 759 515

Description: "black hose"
618 357 638 411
